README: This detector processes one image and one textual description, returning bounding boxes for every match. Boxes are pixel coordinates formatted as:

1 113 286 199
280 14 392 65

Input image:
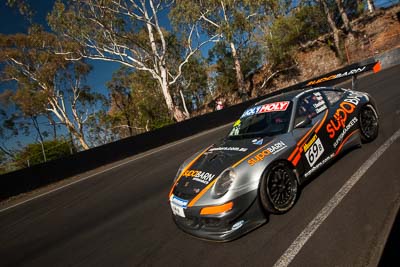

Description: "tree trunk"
47 113 57 140
64 120 90 150
179 90 190 118
367 0 375 13
229 42 246 98
72 128 90 150
160 66 186 122
320 0 343 59
31 116 47 162
75 134 89 150
335 0 354 39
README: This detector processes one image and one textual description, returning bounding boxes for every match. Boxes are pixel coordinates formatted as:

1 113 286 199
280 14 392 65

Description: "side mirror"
295 116 312 129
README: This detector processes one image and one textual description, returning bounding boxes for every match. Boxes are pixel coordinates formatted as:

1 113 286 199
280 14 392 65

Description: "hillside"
205 4 400 112
257 4 399 94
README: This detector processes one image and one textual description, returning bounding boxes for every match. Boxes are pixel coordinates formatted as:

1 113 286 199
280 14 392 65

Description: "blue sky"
0 1 121 99
0 1 123 150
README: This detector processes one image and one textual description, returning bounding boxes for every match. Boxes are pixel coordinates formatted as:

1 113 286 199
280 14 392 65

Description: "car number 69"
305 138 324 167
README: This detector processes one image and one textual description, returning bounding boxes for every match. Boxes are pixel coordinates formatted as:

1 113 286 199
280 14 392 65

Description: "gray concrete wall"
375 47 400 69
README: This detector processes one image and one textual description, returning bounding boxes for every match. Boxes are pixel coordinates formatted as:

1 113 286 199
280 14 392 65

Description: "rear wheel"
260 162 298 214
359 104 379 143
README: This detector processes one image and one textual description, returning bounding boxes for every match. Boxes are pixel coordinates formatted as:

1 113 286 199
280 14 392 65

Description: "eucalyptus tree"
366 0 375 13
335 0 354 38
0 30 101 150
318 0 343 59
48 0 218 122
171 0 266 97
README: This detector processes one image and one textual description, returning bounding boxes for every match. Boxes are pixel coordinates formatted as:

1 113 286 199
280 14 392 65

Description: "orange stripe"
288 146 299 162
298 121 319 147
292 153 302 166
200 202 233 215
315 110 328 133
288 120 320 162
168 146 212 198
335 129 359 156
188 179 217 207
231 140 274 168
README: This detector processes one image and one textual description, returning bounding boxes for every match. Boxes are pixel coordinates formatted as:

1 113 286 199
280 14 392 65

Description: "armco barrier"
0 100 255 200
1 50 398 201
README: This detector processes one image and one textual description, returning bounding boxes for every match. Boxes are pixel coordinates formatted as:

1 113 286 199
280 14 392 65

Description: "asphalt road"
1 65 399 267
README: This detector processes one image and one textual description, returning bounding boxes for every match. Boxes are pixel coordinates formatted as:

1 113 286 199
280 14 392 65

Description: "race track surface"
1 65 400 266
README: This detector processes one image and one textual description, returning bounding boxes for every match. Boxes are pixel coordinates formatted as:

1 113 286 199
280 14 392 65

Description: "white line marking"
274 128 400 267
0 123 232 213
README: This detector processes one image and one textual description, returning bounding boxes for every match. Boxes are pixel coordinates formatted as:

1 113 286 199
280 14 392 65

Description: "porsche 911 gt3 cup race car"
168 61 381 241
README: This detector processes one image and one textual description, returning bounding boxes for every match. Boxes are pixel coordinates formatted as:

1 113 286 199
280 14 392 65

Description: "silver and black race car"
168 62 381 241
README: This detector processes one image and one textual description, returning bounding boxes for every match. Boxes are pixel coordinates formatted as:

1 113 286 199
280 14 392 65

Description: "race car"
168 62 380 241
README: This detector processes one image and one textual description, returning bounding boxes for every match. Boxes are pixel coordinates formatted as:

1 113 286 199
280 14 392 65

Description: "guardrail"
0 49 398 201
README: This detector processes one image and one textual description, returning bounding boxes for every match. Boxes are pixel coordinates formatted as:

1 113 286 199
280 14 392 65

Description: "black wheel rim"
266 167 297 210
360 107 378 138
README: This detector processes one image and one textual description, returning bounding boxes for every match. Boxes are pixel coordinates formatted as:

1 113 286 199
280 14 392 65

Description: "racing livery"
168 63 380 241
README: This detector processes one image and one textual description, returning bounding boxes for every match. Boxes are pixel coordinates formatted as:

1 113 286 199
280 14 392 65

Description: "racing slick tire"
359 104 379 143
260 162 298 214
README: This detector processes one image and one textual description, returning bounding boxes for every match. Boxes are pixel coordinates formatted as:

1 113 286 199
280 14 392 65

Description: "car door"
291 90 331 178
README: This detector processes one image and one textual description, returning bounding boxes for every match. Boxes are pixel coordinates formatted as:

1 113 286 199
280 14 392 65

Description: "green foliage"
14 140 73 167
265 4 329 67
208 42 262 95
0 30 109 149
172 0 260 42
172 54 209 112
172 0 266 95
107 66 173 136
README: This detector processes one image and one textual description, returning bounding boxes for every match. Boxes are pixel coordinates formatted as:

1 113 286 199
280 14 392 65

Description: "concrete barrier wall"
375 47 400 69
1 49 398 200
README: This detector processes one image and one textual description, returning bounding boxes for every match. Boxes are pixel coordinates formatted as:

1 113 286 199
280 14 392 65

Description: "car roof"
252 86 337 107
253 90 303 106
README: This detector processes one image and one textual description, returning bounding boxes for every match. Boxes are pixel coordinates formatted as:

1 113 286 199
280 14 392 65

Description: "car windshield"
228 101 292 139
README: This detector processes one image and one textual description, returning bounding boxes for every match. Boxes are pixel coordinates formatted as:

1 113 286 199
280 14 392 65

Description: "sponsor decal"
230 120 241 136
252 138 263 145
326 95 360 138
312 92 327 114
233 119 241 127
171 195 188 208
305 153 334 177
241 101 289 118
232 220 244 231
303 134 318 152
170 195 188 218
304 136 325 167
247 141 287 166
333 117 358 148
209 147 248 152
182 170 216 184
306 67 367 86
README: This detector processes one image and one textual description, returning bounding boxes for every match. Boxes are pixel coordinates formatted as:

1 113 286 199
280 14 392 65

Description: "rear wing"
252 60 382 106
297 60 381 90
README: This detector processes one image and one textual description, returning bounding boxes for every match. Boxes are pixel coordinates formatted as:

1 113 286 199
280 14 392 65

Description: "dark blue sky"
0 1 120 149
0 0 120 101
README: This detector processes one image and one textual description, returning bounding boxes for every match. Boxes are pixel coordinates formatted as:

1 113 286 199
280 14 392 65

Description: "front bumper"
170 190 267 242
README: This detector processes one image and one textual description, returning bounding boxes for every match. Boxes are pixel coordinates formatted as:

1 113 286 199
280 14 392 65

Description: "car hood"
172 136 277 200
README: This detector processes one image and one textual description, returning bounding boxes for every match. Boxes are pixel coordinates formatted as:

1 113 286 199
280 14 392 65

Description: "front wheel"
260 162 298 214
359 104 379 143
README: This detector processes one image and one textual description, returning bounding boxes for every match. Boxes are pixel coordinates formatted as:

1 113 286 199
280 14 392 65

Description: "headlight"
213 168 236 197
